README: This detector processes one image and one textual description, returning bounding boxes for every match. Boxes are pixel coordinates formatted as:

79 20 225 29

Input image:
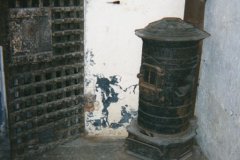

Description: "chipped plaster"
84 0 185 136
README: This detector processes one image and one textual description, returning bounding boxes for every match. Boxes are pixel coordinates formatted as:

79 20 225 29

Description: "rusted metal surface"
184 0 206 29
138 41 198 134
126 18 209 160
0 1 9 47
136 18 209 134
0 2 11 159
3 0 85 159
135 18 208 41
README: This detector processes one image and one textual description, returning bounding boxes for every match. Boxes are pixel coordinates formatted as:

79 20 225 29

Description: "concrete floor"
35 137 139 160
33 136 207 160
1 135 207 160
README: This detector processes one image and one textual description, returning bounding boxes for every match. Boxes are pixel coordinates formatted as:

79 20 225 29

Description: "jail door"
6 0 84 159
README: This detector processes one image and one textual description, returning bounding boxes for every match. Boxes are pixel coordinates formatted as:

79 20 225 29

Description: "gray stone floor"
34 136 207 160
1 135 207 160
35 136 139 160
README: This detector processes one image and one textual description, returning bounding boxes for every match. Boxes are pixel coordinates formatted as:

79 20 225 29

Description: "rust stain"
84 102 95 112
84 94 96 112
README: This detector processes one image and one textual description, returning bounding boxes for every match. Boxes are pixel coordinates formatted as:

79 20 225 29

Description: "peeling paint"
84 50 96 87
92 75 120 129
84 94 96 112
123 84 138 94
85 0 185 136
111 104 137 129
85 50 96 67
96 75 120 115
85 75 138 133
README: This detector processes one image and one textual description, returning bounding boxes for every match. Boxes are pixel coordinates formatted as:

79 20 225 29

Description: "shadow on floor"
0 133 10 160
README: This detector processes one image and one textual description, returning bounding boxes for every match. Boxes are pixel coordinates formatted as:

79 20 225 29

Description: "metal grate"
10 0 83 8
6 0 84 159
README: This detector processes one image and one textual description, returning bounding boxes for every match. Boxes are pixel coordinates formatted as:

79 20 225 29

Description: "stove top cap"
135 17 210 42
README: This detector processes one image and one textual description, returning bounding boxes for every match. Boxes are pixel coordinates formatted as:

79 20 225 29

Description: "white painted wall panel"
85 0 185 136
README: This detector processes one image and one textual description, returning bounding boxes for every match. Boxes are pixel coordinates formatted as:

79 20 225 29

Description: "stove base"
126 119 197 160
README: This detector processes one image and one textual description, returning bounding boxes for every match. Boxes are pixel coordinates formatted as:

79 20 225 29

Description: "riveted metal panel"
4 0 84 159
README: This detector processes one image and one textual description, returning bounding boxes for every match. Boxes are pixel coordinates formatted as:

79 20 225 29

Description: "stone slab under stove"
126 119 197 160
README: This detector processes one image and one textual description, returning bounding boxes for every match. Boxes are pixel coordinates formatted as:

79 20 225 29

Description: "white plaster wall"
196 0 240 159
85 0 185 136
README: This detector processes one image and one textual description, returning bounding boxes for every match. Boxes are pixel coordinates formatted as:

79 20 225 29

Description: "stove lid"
135 17 210 42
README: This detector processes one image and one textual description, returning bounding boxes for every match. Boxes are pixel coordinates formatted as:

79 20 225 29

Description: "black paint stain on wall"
86 75 138 130
119 105 132 123
123 84 138 94
95 75 120 127
110 105 137 129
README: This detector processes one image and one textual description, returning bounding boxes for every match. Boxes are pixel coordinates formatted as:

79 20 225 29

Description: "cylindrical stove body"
136 18 209 134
